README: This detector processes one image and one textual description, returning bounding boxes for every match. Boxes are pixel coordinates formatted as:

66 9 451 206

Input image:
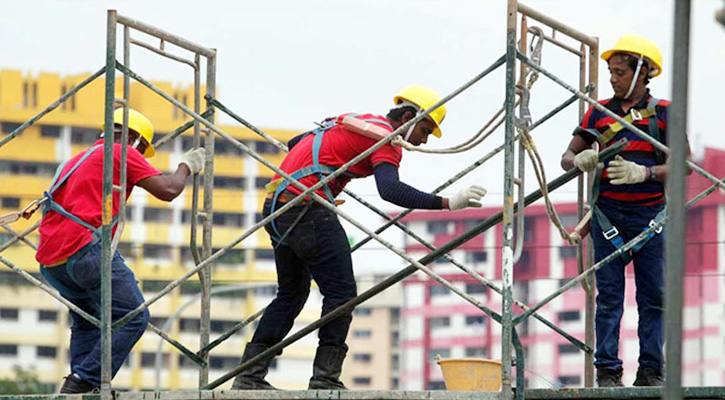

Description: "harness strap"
597 106 657 146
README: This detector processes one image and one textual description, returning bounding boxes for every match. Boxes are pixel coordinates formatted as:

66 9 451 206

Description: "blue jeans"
591 198 665 372
40 243 149 386
252 199 357 350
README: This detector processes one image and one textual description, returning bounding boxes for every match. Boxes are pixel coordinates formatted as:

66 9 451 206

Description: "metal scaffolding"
0 2 723 400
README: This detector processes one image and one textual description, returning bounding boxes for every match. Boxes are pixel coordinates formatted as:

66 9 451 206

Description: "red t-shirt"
273 114 402 199
36 140 162 265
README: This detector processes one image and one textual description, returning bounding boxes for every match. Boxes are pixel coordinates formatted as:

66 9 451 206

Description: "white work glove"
179 148 207 174
606 155 647 185
448 185 487 210
573 149 599 172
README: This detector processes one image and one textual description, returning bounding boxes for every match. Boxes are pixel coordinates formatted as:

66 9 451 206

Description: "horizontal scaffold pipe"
203 139 628 390
116 13 215 58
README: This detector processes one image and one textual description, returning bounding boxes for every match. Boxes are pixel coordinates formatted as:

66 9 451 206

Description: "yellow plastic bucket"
436 358 502 391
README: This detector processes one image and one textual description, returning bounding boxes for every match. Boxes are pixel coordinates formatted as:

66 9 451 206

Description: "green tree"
0 366 53 394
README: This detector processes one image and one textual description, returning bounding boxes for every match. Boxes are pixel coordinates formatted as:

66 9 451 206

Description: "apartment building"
399 148 725 389
0 68 332 391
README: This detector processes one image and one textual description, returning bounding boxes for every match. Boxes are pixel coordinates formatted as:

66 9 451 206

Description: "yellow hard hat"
101 108 155 158
393 85 446 138
601 34 663 78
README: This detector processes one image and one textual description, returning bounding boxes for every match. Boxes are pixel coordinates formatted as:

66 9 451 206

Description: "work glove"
606 155 646 185
448 185 487 210
179 148 207 174
573 149 599 172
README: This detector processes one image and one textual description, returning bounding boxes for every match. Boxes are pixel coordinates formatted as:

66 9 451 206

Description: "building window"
558 344 579 355
0 308 19 321
466 284 487 295
465 347 487 358
255 177 270 189
465 315 486 326
38 310 58 322
353 330 372 339
465 251 488 263
41 125 62 138
209 356 239 370
143 244 172 260
0 344 18 356
352 377 371 386
352 353 372 363
141 352 169 368
426 221 450 234
254 285 276 296
213 176 246 189
557 310 580 322
254 249 275 260
559 375 581 386
1 122 22 134
1 197 20 209
179 318 200 333
523 217 536 241
429 285 450 297
354 307 372 316
559 246 577 259
429 317 450 328
212 212 244 227
37 346 57 358
70 127 99 145
256 142 280 155
518 250 531 272
212 248 246 266
255 213 264 223
178 354 196 369
210 320 238 334
428 380 446 390
143 207 173 223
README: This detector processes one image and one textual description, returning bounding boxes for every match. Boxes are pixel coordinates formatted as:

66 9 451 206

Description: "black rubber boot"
596 368 624 388
308 345 348 390
633 367 664 387
59 374 98 394
231 343 278 390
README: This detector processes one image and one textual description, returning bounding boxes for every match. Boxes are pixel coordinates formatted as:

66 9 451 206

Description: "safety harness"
588 97 666 264
266 114 393 245
39 144 119 299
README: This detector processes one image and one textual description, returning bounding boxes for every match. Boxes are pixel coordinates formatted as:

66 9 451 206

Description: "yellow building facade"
0 69 326 391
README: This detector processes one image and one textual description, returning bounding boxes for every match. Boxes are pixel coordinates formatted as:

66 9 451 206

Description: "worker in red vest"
232 85 486 390
561 35 689 387
36 108 205 393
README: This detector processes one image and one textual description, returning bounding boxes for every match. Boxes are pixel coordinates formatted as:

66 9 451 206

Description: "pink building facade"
399 148 725 389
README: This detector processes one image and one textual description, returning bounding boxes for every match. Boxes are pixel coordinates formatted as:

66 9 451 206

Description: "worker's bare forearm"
138 165 191 201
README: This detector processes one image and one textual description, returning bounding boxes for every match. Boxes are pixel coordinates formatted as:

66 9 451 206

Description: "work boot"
231 343 278 390
308 345 348 390
596 368 624 388
633 367 664 387
59 374 98 394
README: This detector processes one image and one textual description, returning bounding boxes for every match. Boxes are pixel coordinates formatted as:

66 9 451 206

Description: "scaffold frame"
0 1 723 400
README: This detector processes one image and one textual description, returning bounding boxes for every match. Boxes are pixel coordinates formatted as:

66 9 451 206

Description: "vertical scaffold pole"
664 1 690 399
584 36 599 389
198 49 217 388
502 1 517 398
101 9 118 399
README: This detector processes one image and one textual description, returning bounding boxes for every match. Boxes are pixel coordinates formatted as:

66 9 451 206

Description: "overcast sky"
2 1 724 272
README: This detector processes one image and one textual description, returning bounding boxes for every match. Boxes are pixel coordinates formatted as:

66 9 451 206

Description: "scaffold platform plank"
2 388 725 400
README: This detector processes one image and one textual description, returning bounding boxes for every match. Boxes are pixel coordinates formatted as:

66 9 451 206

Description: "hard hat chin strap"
403 119 418 142
624 55 644 100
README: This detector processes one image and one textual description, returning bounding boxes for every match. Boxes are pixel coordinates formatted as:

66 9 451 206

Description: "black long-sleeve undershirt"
374 163 443 209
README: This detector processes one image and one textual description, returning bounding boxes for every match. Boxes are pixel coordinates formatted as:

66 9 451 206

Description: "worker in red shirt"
232 85 486 390
36 108 206 393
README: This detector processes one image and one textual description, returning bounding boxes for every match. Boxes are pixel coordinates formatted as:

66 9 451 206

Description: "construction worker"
232 85 486 390
35 108 206 393
561 35 689 387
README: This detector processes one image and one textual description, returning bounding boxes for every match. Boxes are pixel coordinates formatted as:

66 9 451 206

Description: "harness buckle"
630 108 643 121
648 219 663 234
602 226 620 241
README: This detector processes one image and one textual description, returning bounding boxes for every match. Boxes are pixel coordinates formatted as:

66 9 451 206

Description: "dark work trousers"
251 198 357 350
591 198 665 372
40 242 150 386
